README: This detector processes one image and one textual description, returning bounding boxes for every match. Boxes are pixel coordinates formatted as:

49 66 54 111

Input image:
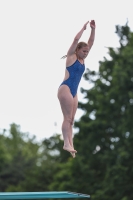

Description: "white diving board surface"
0 191 90 199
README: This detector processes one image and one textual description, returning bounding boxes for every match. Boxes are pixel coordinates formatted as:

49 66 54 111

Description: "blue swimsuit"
60 60 85 97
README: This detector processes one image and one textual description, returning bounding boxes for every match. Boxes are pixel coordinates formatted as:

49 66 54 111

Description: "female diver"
57 20 96 157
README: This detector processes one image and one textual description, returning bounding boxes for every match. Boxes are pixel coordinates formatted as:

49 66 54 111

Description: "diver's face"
77 46 89 59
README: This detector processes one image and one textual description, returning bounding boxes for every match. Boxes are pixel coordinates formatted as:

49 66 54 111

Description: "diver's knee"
71 121 74 125
71 117 74 125
65 117 73 125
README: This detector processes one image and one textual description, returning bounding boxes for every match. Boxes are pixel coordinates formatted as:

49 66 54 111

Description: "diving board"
0 191 90 199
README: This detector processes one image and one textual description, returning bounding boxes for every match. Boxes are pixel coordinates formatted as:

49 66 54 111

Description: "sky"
0 0 133 141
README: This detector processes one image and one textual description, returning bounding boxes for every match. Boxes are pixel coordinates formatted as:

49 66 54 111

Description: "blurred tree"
0 124 70 192
0 123 40 191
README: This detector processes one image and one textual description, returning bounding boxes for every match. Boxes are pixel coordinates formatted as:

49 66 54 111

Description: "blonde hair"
61 42 88 59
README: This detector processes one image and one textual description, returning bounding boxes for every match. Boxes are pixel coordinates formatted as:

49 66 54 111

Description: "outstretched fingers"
83 21 89 30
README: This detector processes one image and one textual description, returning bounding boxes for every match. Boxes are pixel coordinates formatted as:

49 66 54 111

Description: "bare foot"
63 146 77 153
70 152 76 158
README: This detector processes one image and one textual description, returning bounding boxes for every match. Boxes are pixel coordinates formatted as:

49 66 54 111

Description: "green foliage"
0 124 70 192
74 22 133 200
0 123 40 191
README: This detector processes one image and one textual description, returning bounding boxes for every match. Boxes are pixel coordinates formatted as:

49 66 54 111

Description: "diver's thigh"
58 85 74 117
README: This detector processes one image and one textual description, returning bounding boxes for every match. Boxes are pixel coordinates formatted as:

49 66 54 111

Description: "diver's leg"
58 85 77 153
69 94 78 158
